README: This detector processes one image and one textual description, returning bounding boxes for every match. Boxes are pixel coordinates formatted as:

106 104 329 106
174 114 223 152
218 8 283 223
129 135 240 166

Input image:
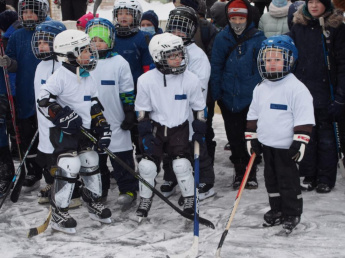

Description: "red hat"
76 12 99 29
227 0 248 18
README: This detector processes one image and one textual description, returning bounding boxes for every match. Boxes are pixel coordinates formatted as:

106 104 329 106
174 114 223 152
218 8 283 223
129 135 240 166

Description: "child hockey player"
38 30 112 234
245 35 315 233
135 33 207 220
32 20 82 207
163 6 215 201
86 18 138 204
0 0 51 192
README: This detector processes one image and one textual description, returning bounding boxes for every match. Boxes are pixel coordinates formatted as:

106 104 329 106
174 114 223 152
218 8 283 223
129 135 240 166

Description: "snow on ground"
1 114 345 258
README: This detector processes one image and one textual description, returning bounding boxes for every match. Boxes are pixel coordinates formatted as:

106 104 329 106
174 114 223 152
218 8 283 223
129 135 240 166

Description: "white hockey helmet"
18 0 49 29
113 0 143 36
54 30 98 71
149 33 187 75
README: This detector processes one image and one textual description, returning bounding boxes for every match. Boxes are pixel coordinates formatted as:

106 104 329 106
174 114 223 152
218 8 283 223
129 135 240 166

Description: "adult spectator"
59 0 87 21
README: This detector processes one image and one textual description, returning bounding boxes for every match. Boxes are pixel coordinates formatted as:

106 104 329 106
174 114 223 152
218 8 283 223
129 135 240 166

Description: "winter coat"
259 1 291 37
193 18 217 60
287 1 304 30
288 5 345 109
211 0 266 113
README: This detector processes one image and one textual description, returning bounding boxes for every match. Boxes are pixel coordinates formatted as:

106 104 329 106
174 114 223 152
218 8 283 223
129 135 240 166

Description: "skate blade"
199 189 216 201
161 187 176 198
51 222 76 234
89 213 112 224
38 197 49 204
69 198 82 209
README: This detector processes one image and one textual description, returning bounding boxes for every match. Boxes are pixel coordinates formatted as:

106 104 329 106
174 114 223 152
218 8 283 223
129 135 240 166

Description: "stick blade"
27 208 52 238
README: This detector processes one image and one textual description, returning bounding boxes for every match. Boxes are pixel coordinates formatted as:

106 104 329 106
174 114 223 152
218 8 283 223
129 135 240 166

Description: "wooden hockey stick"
27 207 52 238
215 153 256 258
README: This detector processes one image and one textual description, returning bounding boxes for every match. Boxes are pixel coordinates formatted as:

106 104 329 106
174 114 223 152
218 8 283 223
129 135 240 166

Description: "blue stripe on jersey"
84 95 91 101
270 104 287 110
175 94 187 100
41 79 46 84
101 80 116 86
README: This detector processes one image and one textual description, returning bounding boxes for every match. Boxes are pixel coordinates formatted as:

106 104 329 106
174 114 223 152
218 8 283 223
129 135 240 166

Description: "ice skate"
118 191 137 205
183 196 194 215
0 180 11 199
37 184 52 204
136 197 153 222
232 175 243 190
51 205 77 234
160 181 177 198
22 175 40 193
82 187 112 224
263 210 283 227
198 183 215 201
282 215 300 234
245 178 258 189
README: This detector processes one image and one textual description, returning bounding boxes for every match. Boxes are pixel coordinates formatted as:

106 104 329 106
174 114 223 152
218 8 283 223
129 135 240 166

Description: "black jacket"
289 6 345 108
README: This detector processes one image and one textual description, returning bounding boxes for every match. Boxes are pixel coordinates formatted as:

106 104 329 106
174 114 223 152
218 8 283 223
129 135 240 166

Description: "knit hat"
0 0 6 13
0 10 18 32
227 0 248 18
272 0 288 7
141 10 159 32
305 0 331 11
173 0 199 12
77 12 99 29
88 25 111 47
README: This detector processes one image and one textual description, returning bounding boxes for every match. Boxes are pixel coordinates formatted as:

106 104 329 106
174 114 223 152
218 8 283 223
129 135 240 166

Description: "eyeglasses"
167 52 183 60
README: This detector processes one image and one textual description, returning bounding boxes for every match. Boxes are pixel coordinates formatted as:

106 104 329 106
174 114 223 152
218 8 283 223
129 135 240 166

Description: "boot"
246 164 258 189
233 163 246 190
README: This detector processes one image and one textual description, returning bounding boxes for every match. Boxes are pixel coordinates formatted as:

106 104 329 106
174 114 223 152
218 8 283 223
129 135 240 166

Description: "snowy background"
1 1 345 258
1 114 345 258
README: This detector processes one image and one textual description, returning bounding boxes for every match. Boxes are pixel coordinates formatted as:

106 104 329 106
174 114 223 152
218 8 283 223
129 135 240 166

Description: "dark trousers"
17 115 42 180
206 89 216 165
61 0 88 21
299 108 338 188
263 145 302 216
255 2 270 17
99 150 138 194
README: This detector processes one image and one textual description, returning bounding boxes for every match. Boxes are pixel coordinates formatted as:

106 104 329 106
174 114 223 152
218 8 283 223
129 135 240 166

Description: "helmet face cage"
86 19 116 55
113 3 142 36
258 46 295 81
18 0 49 29
156 45 188 75
166 8 198 44
75 42 99 72
31 31 55 60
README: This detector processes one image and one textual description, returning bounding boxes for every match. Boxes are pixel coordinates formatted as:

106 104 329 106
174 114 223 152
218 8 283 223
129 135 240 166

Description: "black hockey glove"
192 119 207 144
93 122 112 151
245 130 262 156
52 106 82 135
120 104 136 131
138 119 159 155
288 132 310 163
0 94 8 125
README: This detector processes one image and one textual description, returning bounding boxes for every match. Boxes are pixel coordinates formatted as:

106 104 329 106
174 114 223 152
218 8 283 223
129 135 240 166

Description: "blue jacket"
114 31 153 87
6 27 41 119
210 23 265 113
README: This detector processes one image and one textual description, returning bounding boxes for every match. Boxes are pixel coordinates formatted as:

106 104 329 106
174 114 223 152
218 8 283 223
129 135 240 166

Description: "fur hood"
293 4 344 28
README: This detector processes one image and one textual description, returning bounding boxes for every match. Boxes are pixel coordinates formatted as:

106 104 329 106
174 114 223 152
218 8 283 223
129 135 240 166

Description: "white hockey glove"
245 130 262 156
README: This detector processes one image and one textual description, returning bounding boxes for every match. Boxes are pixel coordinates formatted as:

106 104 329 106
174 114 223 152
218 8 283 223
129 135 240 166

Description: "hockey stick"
93 0 103 17
27 207 52 238
0 130 39 209
0 37 26 203
80 126 215 229
167 141 200 258
215 153 256 258
319 17 345 178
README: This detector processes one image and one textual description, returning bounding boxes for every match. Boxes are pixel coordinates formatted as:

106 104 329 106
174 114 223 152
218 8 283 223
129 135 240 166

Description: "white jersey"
90 55 134 152
40 66 99 129
34 60 61 154
135 68 206 128
247 74 315 149
186 43 211 140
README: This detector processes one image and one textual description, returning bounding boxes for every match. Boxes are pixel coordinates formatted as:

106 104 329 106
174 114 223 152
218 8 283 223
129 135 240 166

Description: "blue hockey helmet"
258 35 298 81
85 18 116 56
32 20 67 60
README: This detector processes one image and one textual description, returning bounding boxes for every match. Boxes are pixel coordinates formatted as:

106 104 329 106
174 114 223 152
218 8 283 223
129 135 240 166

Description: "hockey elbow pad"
288 131 310 163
